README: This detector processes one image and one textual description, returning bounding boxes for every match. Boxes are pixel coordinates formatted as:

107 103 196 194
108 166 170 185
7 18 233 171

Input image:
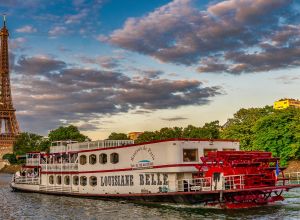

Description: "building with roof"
273 98 300 110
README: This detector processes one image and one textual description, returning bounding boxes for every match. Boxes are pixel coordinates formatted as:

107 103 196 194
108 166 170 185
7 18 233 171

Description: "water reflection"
1 174 299 220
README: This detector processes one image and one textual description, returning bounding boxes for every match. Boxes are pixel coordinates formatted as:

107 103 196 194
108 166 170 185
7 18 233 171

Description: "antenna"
2 14 6 27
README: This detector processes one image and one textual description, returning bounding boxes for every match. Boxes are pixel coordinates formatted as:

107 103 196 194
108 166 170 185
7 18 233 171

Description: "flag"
275 160 280 180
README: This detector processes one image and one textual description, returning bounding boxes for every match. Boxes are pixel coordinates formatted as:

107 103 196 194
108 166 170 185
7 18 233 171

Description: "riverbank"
0 165 21 174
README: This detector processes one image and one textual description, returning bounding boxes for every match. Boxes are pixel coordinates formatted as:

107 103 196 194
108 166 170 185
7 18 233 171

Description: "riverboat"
10 138 300 209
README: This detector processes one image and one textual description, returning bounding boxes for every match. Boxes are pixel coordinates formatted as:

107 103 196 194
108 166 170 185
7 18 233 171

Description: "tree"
221 106 274 150
48 125 89 142
108 132 129 140
182 121 220 139
158 127 183 139
2 153 18 164
253 107 300 164
13 132 50 155
135 131 158 143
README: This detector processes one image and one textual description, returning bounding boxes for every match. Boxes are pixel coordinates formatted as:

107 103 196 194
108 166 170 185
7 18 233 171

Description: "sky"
0 0 299 140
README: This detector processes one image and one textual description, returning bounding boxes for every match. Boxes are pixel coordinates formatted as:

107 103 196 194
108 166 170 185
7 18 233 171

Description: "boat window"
203 148 217 156
64 176 70 185
110 153 119 164
73 176 79 186
57 175 62 185
49 175 54 184
89 176 97 187
183 149 198 162
89 154 97 165
79 155 87 165
80 176 87 186
99 153 107 164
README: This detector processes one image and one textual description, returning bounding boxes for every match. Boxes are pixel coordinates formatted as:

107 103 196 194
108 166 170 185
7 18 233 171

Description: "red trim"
40 163 199 175
40 138 239 156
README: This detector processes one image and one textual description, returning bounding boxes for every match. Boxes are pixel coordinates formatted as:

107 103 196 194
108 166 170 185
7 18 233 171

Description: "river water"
1 174 300 220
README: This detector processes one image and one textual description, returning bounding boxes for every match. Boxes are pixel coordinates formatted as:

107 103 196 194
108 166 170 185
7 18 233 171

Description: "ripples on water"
1 174 300 220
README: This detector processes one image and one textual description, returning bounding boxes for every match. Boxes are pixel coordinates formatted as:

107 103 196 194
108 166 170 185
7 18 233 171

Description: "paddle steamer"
10 138 300 208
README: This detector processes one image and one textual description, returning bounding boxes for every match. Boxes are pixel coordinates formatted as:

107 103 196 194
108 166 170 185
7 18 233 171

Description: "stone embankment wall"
0 164 21 174
0 160 9 170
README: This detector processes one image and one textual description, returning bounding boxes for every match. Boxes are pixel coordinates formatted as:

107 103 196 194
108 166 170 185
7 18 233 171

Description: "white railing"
50 140 134 153
223 175 245 190
26 158 40 166
177 177 212 192
283 172 300 185
14 176 40 185
176 175 245 192
40 163 78 172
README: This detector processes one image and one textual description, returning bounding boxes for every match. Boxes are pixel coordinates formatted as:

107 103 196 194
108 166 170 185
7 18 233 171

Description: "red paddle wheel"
195 151 288 208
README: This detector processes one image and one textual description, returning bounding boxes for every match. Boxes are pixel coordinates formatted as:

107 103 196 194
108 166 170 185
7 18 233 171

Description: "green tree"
48 125 89 142
135 131 158 143
2 153 18 164
182 121 220 139
253 107 300 164
158 127 183 139
221 106 274 150
108 132 129 140
13 132 50 155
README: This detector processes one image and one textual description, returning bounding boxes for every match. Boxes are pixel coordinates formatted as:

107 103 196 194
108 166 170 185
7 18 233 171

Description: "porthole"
110 153 119 164
73 176 79 186
99 153 107 164
80 176 87 186
89 154 97 165
64 176 70 185
57 175 62 185
89 176 97 187
79 155 87 165
49 175 54 184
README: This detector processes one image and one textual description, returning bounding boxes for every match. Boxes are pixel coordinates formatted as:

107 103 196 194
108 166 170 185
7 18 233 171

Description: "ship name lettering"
139 173 168 186
101 175 134 187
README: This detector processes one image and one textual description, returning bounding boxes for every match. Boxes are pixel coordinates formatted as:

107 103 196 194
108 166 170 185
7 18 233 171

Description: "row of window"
79 153 119 165
49 175 97 187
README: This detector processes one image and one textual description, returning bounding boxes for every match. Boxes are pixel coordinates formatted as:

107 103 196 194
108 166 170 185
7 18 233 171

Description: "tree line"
109 106 300 164
3 125 88 164
3 106 300 165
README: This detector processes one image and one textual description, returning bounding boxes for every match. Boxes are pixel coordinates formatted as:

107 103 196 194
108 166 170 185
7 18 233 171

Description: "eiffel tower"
0 16 20 158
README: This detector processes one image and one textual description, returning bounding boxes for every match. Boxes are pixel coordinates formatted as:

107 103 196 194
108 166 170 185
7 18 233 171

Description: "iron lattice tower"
0 17 19 157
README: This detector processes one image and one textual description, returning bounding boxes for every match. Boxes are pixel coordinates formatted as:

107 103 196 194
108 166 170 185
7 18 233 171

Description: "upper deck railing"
50 140 134 153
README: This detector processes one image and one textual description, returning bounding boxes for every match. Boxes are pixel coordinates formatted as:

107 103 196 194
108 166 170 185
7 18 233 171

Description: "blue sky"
1 0 300 139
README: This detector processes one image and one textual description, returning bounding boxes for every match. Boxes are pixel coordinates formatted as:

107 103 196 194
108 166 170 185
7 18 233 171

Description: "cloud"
108 0 298 74
16 25 37 33
48 26 68 37
65 9 88 24
273 75 300 84
10 37 27 50
12 55 221 134
161 116 188 121
79 55 121 69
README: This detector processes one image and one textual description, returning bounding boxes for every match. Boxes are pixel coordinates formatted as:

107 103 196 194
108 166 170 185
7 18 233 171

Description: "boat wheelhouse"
11 138 300 208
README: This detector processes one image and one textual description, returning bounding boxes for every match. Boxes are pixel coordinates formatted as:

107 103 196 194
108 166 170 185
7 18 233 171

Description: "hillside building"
273 98 300 110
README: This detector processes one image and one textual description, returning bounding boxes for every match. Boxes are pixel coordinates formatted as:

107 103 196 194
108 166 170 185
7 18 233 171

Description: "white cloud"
16 25 37 33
